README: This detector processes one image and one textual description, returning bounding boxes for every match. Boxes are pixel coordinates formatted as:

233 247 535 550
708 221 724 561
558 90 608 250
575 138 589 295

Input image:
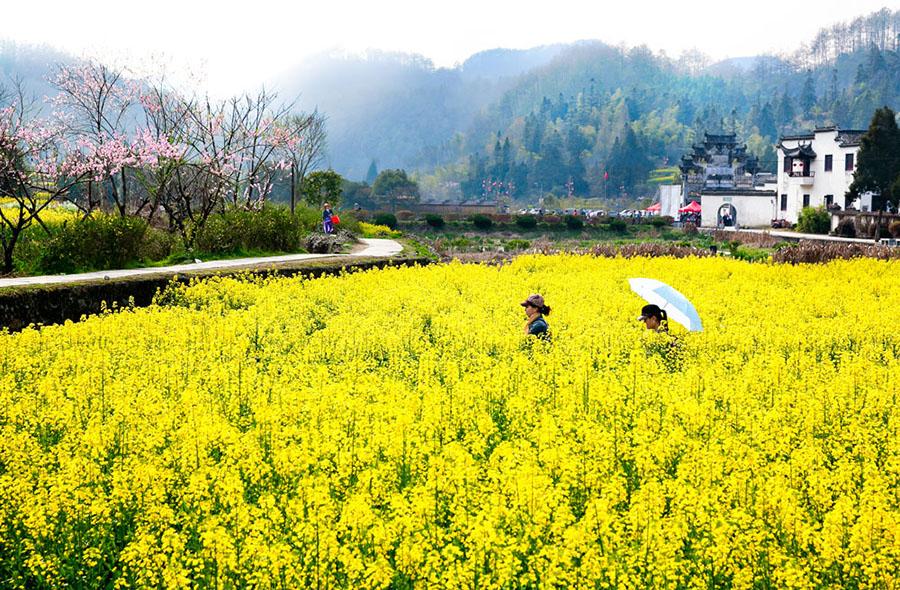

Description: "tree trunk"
291 164 296 214
120 168 128 216
1 232 18 275
2 248 12 275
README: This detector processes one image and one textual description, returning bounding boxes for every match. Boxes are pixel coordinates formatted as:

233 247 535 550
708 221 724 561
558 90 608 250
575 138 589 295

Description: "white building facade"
657 184 683 218
776 127 870 224
700 190 777 228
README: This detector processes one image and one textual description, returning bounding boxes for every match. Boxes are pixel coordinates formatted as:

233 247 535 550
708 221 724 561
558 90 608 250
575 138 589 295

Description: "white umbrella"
628 278 703 332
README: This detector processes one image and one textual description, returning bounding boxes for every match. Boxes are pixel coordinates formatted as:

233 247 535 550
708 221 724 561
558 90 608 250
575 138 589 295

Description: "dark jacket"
528 316 550 340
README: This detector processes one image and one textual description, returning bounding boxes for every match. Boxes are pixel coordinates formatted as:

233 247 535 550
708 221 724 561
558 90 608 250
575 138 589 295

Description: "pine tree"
776 91 795 131
607 126 652 194
800 73 817 114
533 130 568 191
848 106 900 211
365 160 378 185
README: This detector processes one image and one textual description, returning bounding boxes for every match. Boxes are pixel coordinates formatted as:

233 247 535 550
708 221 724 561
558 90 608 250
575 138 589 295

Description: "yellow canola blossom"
358 222 402 238
0 255 899 588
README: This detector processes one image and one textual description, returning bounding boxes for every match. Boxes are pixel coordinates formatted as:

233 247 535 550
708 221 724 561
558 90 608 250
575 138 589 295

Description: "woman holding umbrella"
637 304 669 333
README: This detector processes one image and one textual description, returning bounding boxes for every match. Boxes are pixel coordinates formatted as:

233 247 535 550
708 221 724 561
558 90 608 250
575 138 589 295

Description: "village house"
775 126 871 224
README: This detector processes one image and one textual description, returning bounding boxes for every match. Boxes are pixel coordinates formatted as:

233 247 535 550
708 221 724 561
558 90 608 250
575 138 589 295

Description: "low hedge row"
12 206 360 276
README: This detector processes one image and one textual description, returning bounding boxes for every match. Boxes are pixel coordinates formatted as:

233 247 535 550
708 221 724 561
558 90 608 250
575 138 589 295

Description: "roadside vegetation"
8 202 361 276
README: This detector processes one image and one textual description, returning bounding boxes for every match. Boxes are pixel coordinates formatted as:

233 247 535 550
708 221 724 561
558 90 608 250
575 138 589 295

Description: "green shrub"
565 215 584 230
515 215 538 229
196 206 305 255
333 211 361 235
293 206 324 232
796 206 831 234
649 216 672 228
731 245 771 262
373 213 398 230
609 218 628 232
835 218 856 238
449 237 472 249
424 214 445 229
505 239 531 250
470 214 493 230
38 214 173 273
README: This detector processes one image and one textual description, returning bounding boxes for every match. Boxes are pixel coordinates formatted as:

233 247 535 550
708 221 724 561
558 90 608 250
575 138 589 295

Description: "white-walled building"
776 127 871 224
657 184 683 218
700 189 777 228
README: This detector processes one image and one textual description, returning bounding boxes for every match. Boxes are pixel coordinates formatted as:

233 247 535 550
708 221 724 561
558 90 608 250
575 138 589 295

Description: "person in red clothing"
322 203 334 234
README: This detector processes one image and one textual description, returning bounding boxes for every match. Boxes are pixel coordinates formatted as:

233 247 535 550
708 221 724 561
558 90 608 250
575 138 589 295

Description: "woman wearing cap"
521 294 551 339
322 203 335 234
638 304 668 333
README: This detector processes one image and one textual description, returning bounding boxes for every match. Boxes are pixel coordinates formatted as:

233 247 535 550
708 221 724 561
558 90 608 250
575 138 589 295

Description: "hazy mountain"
0 41 75 103
267 45 577 179
459 44 570 80
705 56 761 77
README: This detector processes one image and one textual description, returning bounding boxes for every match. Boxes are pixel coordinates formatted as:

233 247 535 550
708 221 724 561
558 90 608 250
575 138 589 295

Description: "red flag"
603 171 609 181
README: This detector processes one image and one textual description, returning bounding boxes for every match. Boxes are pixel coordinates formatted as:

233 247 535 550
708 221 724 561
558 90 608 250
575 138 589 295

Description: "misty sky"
2 0 896 96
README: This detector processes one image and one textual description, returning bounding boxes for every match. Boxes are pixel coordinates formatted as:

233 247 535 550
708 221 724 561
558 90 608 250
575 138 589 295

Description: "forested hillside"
451 8 900 200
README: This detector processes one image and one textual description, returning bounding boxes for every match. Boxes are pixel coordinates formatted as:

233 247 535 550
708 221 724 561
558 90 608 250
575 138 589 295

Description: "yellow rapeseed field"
1 255 899 589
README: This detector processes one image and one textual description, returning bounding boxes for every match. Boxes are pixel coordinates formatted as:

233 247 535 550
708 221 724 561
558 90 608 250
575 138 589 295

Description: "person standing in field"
521 294 551 339
323 203 334 234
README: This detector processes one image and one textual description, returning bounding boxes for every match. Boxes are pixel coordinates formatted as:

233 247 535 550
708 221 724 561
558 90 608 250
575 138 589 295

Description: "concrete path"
0 238 404 289
711 227 878 245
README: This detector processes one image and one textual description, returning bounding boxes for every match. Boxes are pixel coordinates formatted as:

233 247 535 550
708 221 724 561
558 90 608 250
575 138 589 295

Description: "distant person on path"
521 294 551 339
637 304 668 333
323 203 334 234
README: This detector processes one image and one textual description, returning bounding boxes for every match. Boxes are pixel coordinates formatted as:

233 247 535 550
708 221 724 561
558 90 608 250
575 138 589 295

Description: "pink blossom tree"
51 61 141 216
0 83 80 274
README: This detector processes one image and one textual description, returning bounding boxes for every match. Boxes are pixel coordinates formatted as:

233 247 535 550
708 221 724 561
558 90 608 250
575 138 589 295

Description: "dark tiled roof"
704 132 738 144
781 144 817 158
779 133 815 142
835 130 866 147
700 189 777 197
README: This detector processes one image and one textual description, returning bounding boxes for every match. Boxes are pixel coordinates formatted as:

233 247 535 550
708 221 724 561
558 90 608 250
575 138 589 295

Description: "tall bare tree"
274 111 327 213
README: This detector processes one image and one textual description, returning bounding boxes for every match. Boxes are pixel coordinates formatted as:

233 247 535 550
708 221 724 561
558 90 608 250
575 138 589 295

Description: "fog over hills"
268 45 572 179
